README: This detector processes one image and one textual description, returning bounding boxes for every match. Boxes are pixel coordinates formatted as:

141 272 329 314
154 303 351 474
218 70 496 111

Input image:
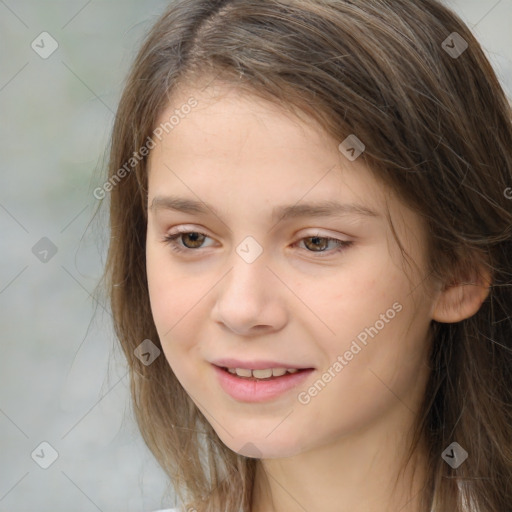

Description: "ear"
432 263 492 323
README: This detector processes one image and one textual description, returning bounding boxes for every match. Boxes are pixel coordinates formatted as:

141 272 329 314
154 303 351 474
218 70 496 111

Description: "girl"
99 0 512 510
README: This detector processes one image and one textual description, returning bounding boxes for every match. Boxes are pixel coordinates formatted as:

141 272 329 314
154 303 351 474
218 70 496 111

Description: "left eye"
162 231 352 255
298 235 352 253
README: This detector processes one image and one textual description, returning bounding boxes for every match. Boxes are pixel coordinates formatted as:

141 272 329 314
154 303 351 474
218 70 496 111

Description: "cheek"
146 248 189 350
312 258 429 397
298 314 429 442
317 255 408 338
146 249 210 368
147 244 191 326
146 254 172 330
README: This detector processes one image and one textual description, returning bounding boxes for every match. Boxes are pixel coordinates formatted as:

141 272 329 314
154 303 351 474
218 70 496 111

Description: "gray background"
1 1 511 511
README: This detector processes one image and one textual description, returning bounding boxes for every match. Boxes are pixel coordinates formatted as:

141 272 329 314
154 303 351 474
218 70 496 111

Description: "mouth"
212 363 315 402
217 366 310 380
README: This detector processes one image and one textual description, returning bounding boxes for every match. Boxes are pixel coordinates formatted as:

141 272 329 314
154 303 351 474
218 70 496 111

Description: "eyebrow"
150 195 380 223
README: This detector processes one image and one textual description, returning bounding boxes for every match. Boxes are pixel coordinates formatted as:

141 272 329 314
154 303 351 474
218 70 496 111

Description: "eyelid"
162 226 353 257
165 226 350 242
166 225 350 239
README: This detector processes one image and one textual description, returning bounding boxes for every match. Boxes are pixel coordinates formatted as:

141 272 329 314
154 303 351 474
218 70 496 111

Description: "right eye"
162 230 214 253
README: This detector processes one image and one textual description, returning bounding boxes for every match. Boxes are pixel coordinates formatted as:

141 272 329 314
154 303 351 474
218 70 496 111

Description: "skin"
145 80 490 512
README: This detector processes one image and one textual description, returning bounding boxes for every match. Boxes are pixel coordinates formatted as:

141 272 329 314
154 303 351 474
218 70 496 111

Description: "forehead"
148 82 384 206
156 83 329 158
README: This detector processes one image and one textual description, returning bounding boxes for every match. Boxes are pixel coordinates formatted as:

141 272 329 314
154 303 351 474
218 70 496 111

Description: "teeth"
235 368 252 378
226 367 301 379
252 368 273 379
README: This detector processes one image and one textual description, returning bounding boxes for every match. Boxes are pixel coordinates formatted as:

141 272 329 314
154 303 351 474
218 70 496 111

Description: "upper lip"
211 358 314 370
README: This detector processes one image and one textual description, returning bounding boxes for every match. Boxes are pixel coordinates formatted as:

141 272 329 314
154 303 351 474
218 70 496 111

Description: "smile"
224 367 299 379
213 365 314 402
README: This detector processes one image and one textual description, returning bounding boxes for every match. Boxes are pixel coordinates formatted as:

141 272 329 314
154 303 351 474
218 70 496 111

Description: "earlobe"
432 268 492 323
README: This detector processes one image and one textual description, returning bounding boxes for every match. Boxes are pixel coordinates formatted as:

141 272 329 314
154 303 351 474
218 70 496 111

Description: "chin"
217 431 307 459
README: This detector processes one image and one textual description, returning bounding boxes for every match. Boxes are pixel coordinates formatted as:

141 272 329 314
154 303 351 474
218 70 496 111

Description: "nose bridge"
226 236 271 297
212 236 286 334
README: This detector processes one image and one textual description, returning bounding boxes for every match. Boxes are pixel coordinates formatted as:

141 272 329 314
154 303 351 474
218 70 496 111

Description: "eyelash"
161 229 352 257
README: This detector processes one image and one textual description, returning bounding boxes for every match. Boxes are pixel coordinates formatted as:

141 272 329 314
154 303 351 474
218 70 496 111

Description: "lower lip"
213 365 314 403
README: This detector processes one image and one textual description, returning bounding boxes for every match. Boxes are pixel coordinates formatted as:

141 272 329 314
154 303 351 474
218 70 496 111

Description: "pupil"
184 233 204 248
307 236 327 251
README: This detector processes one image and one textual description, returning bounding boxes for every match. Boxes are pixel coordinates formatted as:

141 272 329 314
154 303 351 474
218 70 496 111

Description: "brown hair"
96 1 512 510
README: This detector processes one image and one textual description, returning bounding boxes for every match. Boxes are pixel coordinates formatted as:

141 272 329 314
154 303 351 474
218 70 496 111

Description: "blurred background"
0 1 511 511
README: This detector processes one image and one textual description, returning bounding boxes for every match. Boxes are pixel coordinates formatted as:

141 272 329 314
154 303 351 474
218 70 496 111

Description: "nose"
211 251 288 336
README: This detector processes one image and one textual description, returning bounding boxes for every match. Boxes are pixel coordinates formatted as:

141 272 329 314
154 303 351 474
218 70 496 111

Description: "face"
146 81 436 459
